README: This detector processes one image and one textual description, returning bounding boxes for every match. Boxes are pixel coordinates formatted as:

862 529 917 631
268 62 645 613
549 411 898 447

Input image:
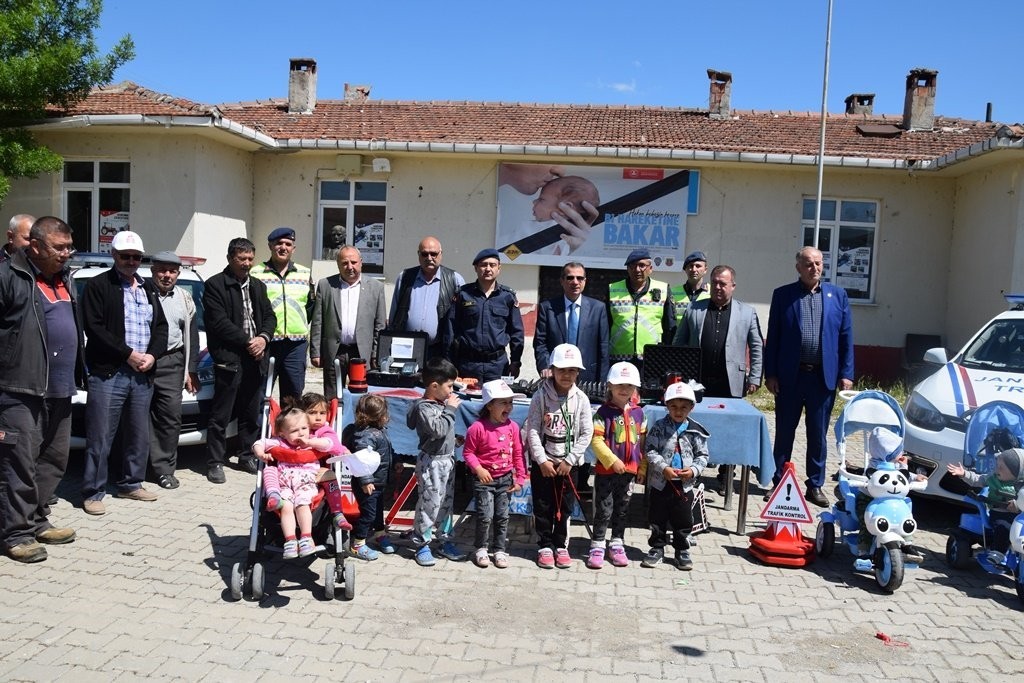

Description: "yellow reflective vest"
670 284 710 326
251 261 313 341
608 278 668 359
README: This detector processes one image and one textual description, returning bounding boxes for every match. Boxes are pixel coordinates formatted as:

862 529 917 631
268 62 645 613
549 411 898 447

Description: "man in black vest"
389 236 465 360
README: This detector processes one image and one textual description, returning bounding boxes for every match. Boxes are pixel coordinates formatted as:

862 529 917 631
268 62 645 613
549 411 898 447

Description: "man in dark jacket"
203 237 276 484
0 217 85 562
81 231 168 516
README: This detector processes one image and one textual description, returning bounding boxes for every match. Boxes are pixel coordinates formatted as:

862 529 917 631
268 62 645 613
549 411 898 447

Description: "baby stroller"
944 400 1024 602
815 390 923 592
230 359 360 601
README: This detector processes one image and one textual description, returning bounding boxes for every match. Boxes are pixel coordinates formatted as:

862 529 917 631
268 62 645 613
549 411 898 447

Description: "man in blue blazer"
765 247 854 507
533 262 609 384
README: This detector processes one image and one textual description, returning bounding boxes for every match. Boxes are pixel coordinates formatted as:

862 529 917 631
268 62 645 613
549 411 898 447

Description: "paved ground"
3 400 1024 682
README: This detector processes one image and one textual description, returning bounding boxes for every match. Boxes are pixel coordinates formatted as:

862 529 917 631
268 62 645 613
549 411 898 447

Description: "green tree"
0 0 133 204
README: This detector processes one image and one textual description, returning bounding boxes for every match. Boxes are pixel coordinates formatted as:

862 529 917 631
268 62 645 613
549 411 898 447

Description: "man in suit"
533 262 609 384
203 237 276 484
310 245 387 399
765 247 854 507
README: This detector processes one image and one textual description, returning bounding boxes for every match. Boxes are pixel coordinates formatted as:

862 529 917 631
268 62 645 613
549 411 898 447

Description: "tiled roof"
45 82 1007 163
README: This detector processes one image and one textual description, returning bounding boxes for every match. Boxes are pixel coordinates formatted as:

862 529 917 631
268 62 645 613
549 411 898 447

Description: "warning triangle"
760 466 814 524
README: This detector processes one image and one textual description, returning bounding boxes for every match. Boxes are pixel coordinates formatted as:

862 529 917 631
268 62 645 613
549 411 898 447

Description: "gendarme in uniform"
607 248 676 371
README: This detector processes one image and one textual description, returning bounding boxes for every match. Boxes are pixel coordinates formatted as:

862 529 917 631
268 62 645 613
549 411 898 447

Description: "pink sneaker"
586 547 605 569
608 545 629 567
555 548 572 569
537 548 555 569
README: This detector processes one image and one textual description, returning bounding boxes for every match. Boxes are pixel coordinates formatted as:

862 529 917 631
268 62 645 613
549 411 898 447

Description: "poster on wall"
98 210 130 254
495 163 699 270
834 245 871 291
354 222 385 268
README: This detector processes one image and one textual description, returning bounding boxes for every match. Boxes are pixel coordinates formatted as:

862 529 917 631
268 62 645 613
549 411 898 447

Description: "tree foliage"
0 0 133 203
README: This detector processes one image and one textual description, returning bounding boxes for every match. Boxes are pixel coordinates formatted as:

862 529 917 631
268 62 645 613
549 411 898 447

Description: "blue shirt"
389 268 465 342
122 274 153 355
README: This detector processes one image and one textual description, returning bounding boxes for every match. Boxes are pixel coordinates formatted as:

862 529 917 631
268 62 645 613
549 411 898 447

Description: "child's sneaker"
536 548 555 569
585 547 605 570
297 537 316 558
439 541 465 561
351 543 379 561
608 545 629 567
473 548 490 568
675 549 694 571
641 547 663 568
493 551 509 569
415 545 436 567
265 493 283 512
282 539 298 559
376 535 396 554
554 548 572 569
333 512 352 531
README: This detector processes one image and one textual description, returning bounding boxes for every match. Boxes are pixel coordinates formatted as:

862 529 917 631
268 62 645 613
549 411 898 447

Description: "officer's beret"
473 248 501 265
683 250 708 266
624 248 652 265
267 227 296 243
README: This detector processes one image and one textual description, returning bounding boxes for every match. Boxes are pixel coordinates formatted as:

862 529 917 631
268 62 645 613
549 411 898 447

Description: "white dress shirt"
339 279 361 345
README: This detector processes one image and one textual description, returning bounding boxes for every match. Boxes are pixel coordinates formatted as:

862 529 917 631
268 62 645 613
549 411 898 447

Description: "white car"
903 295 1024 503
69 254 215 449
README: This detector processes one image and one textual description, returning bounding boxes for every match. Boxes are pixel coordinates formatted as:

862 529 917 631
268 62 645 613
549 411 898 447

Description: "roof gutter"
30 114 279 148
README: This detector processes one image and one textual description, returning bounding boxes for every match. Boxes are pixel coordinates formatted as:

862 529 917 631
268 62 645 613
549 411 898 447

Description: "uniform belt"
799 363 821 372
461 347 504 362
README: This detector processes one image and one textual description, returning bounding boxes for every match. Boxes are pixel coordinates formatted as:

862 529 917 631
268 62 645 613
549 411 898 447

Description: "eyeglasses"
116 253 143 262
627 262 652 270
419 250 440 258
36 240 76 257
563 275 586 281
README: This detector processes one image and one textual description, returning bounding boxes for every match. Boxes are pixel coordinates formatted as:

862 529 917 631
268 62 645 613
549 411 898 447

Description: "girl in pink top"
463 380 527 568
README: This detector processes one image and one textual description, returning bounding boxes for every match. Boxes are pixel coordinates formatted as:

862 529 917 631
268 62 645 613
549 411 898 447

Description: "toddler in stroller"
947 447 1024 556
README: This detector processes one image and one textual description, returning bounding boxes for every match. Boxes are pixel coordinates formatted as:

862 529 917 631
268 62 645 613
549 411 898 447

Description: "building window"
801 197 878 302
317 180 387 274
62 161 131 254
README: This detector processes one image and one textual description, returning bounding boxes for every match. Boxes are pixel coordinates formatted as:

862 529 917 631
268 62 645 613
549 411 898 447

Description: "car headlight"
905 393 946 432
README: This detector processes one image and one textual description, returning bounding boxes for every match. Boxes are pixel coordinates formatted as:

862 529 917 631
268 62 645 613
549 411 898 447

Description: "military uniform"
445 281 524 382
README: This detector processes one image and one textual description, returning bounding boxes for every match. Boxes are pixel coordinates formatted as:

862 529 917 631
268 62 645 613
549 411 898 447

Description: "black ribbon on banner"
499 170 691 260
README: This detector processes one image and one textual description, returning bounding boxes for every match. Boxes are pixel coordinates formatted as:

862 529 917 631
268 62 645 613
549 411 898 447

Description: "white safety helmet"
550 343 585 370
663 382 696 404
606 361 642 387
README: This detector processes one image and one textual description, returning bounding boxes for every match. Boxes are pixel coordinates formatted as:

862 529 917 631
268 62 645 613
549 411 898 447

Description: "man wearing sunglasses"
388 236 465 360
533 262 609 383
80 231 168 516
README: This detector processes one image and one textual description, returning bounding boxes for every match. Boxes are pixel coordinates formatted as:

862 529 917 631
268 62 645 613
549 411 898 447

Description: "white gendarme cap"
663 382 695 404
550 343 585 369
606 361 641 387
481 379 514 404
111 230 144 252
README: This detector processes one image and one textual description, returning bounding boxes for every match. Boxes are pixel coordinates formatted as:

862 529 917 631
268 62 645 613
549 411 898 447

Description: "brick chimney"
707 69 732 119
903 68 937 131
288 58 317 114
344 83 371 101
844 93 875 115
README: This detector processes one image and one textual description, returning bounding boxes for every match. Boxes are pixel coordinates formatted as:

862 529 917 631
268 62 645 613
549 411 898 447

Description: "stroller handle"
837 389 860 402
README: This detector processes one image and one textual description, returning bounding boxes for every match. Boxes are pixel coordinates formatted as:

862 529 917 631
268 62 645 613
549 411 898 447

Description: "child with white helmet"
462 379 527 569
642 382 709 570
525 343 594 569
587 362 648 569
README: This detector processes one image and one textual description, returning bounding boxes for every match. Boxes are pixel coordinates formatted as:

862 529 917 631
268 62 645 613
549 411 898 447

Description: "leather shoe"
207 464 226 484
806 486 829 508
6 540 47 563
237 455 259 474
82 499 106 515
157 474 180 490
115 487 158 502
36 527 76 544
46 494 59 506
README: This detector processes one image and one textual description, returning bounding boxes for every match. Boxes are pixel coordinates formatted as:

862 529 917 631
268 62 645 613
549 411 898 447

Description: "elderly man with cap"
444 248 524 383
606 248 676 372
389 236 465 361
250 227 314 403
671 250 710 325
1 214 34 264
80 231 168 515
148 251 200 490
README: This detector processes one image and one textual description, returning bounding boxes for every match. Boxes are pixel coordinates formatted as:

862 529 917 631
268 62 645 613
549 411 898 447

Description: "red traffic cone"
749 462 817 567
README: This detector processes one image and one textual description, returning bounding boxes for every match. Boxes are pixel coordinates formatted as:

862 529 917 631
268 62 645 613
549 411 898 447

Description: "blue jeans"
82 367 153 500
267 339 307 403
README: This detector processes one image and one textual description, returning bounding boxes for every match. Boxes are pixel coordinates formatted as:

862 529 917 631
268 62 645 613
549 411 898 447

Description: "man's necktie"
567 302 579 345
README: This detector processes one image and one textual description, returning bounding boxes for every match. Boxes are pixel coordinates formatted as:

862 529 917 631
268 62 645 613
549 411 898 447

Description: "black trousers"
149 349 185 477
648 483 694 551
206 358 264 467
530 463 578 550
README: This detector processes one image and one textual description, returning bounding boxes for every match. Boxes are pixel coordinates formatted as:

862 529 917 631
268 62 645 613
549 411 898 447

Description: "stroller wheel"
229 562 243 601
251 562 265 600
874 545 904 593
815 521 835 558
1015 558 1024 603
343 561 356 601
324 561 338 600
945 533 973 570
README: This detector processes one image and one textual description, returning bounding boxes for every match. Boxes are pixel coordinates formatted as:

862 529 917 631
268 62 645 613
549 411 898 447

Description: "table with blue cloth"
339 389 773 534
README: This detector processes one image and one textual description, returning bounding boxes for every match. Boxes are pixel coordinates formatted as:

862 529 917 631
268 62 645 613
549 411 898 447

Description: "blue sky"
95 0 1021 123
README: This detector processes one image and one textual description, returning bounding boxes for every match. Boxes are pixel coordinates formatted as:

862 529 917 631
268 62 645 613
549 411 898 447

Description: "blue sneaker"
415 545 436 567
438 541 465 561
351 543 379 561
377 536 396 555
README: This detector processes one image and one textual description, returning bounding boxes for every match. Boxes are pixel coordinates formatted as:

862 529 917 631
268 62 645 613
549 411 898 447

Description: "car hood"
915 361 1024 418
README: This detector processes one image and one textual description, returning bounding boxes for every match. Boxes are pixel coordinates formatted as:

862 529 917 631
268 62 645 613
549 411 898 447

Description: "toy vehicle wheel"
874 546 904 593
815 521 835 558
945 533 973 570
343 561 356 600
251 562 265 600
229 562 243 601
324 562 337 600
1015 558 1024 603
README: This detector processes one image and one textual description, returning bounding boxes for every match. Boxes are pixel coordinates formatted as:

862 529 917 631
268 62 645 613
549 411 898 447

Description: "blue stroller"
944 400 1024 602
815 390 924 592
